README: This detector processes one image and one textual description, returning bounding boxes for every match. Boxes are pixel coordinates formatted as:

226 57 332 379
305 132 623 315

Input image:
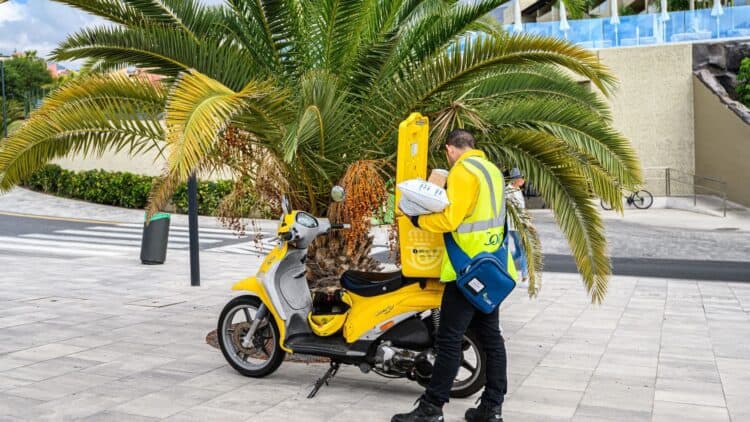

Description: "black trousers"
424 282 508 408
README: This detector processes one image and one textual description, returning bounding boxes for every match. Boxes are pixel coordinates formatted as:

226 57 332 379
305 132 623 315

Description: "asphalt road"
543 254 750 282
0 212 259 258
0 211 99 236
1 212 748 281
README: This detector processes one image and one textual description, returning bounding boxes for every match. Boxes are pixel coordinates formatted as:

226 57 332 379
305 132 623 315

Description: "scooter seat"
340 270 420 297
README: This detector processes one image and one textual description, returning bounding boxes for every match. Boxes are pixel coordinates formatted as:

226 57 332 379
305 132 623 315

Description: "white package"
398 197 433 216
397 179 450 213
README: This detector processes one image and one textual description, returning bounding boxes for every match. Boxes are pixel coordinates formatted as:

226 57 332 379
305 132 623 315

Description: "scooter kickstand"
307 362 340 399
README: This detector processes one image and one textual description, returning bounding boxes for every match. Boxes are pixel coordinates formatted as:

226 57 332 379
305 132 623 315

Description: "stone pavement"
0 188 277 231
1 247 749 421
1 189 750 421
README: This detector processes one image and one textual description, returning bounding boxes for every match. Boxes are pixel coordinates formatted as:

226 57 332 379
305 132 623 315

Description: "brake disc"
230 322 256 356
229 321 272 358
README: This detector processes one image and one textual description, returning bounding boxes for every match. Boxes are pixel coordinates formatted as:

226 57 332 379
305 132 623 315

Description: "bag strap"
443 220 509 275
443 158 510 275
443 231 472 273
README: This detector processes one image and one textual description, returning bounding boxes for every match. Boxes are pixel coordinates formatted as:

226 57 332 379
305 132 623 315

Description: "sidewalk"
0 247 748 421
1 189 749 421
0 188 278 231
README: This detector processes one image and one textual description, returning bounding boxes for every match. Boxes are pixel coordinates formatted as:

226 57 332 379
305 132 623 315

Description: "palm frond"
162 70 284 181
0 74 166 191
484 129 611 302
226 0 306 79
481 99 642 189
50 0 152 26
313 0 368 70
392 0 505 68
459 65 614 121
506 199 543 296
370 33 618 147
52 25 259 91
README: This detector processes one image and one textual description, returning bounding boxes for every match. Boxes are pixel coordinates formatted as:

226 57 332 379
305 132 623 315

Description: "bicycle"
600 189 653 210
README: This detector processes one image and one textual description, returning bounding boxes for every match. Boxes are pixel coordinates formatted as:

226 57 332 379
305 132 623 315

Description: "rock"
725 41 750 72
695 68 750 125
716 72 739 96
694 42 729 70
693 41 750 72
707 43 728 70
693 43 712 70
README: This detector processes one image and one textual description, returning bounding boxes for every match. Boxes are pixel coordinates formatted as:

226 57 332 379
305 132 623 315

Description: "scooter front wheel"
218 295 285 377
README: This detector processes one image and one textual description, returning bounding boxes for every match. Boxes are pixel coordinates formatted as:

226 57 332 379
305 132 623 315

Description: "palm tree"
0 0 641 302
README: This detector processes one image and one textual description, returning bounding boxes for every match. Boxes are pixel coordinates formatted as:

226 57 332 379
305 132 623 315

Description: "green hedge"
22 164 234 216
737 57 750 108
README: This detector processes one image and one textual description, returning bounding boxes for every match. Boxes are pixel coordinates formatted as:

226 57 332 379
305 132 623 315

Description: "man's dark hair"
445 129 476 149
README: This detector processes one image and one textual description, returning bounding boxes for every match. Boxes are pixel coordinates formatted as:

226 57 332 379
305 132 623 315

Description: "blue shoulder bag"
443 225 517 314
441 157 517 314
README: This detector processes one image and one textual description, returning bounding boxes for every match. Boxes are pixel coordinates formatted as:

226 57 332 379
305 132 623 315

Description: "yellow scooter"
216 192 488 398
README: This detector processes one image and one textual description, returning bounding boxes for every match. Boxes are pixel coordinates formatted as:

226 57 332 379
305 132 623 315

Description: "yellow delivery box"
395 113 444 278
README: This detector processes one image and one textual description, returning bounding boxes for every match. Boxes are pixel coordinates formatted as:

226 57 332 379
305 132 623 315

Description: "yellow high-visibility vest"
440 156 518 282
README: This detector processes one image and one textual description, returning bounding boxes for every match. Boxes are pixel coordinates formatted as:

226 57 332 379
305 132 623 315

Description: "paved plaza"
0 189 749 421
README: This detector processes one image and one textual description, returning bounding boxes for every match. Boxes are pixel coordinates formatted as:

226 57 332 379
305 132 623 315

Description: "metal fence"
645 167 729 216
508 5 750 49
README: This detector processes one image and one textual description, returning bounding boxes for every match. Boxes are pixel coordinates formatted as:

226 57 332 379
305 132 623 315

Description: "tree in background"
2 51 53 102
1 51 54 126
736 57 750 107
0 0 642 302
0 100 24 136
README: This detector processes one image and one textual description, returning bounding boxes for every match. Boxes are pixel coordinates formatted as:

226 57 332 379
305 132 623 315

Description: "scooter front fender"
231 276 263 294
231 276 292 353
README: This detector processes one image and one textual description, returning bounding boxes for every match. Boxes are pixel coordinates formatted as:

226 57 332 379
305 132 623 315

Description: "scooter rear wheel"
218 295 285 377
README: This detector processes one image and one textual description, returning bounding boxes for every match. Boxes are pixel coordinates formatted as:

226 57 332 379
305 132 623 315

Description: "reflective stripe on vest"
456 158 506 233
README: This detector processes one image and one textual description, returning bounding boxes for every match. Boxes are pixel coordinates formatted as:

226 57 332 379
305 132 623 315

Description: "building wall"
53 147 230 181
596 43 696 195
53 149 165 177
693 77 750 207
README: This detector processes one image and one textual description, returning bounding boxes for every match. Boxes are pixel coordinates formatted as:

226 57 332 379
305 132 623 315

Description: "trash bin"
140 212 170 265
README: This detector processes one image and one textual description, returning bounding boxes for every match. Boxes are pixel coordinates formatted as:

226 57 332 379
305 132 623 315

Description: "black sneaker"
392 398 444 422
465 403 503 422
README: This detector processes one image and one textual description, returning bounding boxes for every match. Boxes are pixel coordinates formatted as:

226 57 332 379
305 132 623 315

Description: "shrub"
21 165 250 216
737 57 750 107
172 179 234 215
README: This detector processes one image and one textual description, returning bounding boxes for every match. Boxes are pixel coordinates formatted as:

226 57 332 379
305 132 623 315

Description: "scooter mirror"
281 195 291 215
331 186 345 203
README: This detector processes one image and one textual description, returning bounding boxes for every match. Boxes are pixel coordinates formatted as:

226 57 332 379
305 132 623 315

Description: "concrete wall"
694 76 750 207
596 44 696 195
54 148 165 177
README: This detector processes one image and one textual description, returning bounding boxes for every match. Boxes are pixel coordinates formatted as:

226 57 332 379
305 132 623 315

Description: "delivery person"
393 129 515 422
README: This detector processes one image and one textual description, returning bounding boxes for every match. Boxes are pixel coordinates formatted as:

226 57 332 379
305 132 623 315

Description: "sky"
0 0 223 69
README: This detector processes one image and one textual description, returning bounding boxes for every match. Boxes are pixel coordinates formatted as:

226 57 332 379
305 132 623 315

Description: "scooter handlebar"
330 223 351 230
